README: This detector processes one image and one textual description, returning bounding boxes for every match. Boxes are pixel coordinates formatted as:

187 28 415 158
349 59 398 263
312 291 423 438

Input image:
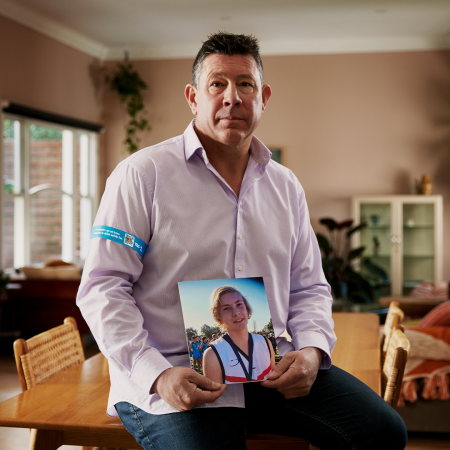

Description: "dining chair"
381 326 410 410
381 301 405 365
13 316 86 449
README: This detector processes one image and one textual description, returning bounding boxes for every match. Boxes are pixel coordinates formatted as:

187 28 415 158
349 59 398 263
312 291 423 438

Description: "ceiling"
1 0 450 60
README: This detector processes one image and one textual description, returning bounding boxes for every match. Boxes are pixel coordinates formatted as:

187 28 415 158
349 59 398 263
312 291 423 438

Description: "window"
1 115 98 269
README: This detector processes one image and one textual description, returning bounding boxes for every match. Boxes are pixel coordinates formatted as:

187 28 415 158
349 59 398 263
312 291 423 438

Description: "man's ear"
261 84 272 112
185 84 198 115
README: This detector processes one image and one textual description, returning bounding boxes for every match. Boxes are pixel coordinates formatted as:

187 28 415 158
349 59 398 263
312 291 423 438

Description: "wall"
0 14 104 181
103 51 450 280
2 14 448 280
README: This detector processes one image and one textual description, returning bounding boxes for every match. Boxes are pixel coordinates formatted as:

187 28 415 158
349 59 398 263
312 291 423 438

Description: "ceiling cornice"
1 0 450 61
0 0 108 59
106 36 450 61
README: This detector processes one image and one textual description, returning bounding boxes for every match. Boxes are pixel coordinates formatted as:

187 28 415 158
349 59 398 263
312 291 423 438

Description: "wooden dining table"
0 313 380 449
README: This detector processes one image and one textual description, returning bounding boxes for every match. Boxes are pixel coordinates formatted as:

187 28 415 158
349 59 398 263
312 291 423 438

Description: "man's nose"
223 85 242 107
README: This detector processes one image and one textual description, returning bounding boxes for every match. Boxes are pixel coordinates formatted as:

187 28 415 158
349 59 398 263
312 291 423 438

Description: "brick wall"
3 139 68 267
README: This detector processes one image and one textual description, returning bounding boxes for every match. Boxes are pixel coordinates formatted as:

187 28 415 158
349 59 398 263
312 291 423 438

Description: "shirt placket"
235 199 246 277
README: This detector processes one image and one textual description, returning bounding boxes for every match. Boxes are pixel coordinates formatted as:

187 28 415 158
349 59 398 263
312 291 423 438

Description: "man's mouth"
234 318 244 323
219 116 244 121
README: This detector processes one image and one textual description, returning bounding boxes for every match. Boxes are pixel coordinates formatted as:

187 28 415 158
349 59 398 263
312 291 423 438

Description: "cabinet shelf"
403 280 423 288
353 195 443 296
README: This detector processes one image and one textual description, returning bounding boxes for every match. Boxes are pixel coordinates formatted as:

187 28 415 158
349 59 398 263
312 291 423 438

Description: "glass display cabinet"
352 196 443 296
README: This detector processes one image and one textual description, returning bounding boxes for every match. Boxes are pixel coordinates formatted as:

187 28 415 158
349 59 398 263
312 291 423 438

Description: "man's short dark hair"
192 32 264 88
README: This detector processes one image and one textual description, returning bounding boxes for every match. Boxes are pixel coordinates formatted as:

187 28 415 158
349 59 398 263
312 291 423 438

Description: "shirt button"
238 234 242 239
238 266 242 271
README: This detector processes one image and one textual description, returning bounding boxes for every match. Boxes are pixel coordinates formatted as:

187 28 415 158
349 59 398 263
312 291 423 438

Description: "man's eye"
211 82 222 87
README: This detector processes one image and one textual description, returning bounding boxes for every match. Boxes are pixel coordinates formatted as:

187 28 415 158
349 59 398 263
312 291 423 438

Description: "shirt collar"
183 119 272 167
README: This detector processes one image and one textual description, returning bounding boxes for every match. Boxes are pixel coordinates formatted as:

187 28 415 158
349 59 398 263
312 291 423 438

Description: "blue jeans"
115 366 407 450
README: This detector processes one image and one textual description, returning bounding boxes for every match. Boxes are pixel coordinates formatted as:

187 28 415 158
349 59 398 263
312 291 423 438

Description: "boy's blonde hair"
210 286 252 331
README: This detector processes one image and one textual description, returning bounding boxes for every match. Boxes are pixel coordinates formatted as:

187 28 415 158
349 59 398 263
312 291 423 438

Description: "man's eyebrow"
208 71 256 80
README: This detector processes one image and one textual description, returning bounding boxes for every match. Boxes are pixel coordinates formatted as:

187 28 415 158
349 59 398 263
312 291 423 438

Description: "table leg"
28 428 63 450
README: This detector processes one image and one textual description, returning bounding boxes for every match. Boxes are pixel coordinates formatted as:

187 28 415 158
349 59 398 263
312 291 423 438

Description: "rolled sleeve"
77 159 171 394
287 186 336 369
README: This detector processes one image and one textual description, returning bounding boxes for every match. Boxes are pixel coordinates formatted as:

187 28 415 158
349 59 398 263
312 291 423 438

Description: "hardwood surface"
332 313 381 394
0 313 380 449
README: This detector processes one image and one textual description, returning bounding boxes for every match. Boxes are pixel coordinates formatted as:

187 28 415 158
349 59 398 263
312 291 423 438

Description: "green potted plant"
104 57 151 154
316 217 389 310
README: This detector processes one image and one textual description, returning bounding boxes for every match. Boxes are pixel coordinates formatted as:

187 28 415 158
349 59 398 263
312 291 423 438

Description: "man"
77 32 407 449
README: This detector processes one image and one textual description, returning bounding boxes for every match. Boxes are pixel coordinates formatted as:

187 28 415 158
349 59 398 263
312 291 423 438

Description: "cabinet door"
356 201 393 296
401 200 441 295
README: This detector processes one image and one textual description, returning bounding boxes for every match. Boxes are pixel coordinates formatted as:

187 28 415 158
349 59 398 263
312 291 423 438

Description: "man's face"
185 54 271 147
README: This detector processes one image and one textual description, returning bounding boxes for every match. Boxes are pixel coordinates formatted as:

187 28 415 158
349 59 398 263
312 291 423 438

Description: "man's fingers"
191 372 222 391
267 354 293 380
262 366 298 389
194 383 226 404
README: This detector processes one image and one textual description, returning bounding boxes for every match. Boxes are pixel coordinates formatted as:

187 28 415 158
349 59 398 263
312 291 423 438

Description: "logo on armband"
91 226 147 257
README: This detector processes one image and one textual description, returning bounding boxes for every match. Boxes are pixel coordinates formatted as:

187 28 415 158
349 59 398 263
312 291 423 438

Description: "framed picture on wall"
270 148 282 165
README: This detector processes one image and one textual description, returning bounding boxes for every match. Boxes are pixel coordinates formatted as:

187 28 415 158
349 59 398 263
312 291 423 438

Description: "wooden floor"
0 352 449 450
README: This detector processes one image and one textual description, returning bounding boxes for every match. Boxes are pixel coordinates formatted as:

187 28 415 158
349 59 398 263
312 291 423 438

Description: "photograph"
178 277 277 384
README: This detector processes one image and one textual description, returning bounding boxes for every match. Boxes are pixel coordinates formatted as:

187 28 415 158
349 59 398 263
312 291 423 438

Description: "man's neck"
194 126 251 198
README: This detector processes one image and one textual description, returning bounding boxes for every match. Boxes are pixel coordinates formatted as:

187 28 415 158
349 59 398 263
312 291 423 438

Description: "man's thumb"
194 372 222 391
268 354 292 380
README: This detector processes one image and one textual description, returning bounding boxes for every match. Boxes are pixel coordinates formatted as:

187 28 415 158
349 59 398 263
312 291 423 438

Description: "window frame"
1 113 99 269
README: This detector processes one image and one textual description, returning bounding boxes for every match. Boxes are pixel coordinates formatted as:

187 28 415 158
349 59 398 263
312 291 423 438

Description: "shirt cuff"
130 347 173 394
292 331 332 369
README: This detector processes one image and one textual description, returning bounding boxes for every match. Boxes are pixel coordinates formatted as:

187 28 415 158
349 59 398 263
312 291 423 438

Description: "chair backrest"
13 317 85 392
381 302 405 360
382 326 410 410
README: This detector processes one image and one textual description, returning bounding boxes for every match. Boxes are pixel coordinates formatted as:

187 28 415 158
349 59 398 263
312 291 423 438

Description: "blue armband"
91 225 147 257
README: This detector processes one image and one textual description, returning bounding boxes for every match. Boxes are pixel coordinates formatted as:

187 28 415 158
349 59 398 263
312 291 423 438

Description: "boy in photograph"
203 286 275 384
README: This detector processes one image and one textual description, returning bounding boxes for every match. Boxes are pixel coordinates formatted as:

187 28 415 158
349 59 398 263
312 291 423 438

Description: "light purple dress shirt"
76 120 336 416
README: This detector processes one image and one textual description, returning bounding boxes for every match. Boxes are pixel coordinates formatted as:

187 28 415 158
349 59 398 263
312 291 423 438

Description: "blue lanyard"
223 333 254 381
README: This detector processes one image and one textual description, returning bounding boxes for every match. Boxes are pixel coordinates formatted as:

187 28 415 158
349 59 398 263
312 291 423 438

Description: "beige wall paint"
0 15 102 123
0 15 104 180
104 51 450 280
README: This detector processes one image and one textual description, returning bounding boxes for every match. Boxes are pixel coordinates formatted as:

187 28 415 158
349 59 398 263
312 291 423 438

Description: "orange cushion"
420 301 450 327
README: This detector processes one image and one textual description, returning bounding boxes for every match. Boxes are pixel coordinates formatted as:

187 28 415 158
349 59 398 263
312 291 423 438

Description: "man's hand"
152 366 226 411
261 347 322 399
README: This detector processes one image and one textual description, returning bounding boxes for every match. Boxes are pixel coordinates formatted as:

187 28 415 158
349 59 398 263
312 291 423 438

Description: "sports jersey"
209 333 271 384
192 342 202 359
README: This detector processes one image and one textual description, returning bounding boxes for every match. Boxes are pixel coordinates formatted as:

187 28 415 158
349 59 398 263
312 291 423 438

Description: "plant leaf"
346 270 373 303
346 222 367 238
362 258 389 282
316 233 332 256
347 246 365 260
337 219 353 230
319 218 337 231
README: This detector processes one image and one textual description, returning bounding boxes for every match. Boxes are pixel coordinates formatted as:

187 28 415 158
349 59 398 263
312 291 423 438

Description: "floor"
0 350 450 450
